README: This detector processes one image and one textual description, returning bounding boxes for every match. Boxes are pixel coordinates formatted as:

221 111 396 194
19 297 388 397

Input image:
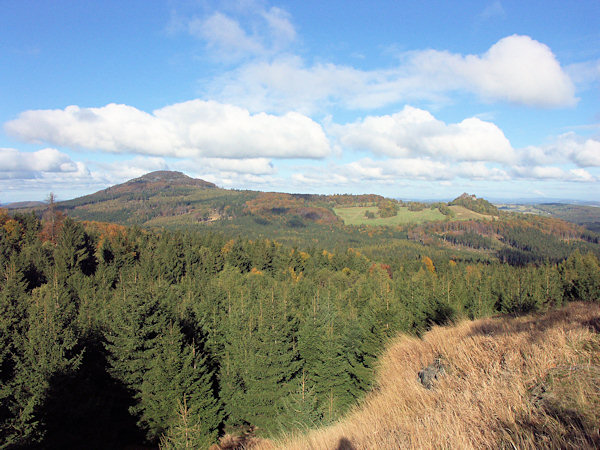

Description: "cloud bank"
5 100 331 159
0 148 87 179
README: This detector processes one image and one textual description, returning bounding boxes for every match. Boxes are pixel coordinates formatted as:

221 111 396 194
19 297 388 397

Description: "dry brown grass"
252 302 600 450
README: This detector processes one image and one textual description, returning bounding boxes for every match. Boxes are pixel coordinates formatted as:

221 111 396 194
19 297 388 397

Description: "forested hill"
1 205 599 448
8 171 600 269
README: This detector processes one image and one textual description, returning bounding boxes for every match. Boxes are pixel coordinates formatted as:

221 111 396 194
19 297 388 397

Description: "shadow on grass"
335 437 355 450
468 302 600 343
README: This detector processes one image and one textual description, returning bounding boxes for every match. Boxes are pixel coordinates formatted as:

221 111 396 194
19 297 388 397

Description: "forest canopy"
0 206 599 448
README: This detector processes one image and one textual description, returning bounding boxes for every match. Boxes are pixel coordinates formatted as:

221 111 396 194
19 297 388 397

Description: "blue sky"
1 0 599 203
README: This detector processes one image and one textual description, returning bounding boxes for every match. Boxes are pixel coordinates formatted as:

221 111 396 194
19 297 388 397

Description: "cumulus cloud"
423 34 576 107
5 100 331 159
0 148 95 202
0 147 86 179
207 35 576 113
569 138 600 167
519 133 600 167
332 106 515 163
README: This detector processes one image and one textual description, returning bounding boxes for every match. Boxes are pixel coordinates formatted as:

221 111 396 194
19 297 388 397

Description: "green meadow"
334 205 494 226
334 206 446 226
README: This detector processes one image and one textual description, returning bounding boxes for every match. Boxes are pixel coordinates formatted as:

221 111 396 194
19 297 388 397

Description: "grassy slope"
257 302 600 449
334 205 492 226
448 205 494 220
334 206 446 226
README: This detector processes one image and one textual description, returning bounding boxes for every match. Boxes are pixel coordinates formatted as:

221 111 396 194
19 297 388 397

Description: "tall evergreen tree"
0 262 29 446
105 281 168 392
138 321 223 444
7 280 81 447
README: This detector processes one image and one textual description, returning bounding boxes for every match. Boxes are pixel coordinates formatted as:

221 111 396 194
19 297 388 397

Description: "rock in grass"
418 355 446 389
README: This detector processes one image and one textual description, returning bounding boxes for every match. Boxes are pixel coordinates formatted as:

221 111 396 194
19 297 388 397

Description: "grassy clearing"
448 205 494 221
334 206 446 226
334 205 493 226
255 302 600 449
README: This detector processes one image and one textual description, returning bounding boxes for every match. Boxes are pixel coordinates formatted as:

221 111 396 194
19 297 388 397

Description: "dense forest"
1 204 600 448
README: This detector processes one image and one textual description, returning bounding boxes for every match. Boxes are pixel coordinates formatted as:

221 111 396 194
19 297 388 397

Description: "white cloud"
519 133 600 167
0 148 95 202
566 59 600 87
207 35 576 113
291 172 349 186
456 162 510 181
208 55 370 114
189 12 264 59
183 4 296 61
262 7 296 47
5 100 331 160
460 35 575 106
341 157 451 182
512 165 595 181
0 147 85 179
332 106 515 163
570 138 600 167
93 156 170 185
479 1 506 20
215 172 279 188
304 157 590 186
192 157 275 175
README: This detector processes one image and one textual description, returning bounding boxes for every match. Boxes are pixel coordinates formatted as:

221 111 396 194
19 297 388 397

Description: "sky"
1 0 599 203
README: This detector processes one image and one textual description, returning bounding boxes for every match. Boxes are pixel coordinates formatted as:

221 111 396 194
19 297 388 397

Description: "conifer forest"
1 190 600 448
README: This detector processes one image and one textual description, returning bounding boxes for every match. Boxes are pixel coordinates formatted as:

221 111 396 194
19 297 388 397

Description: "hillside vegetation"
3 172 600 448
260 302 600 449
498 203 600 233
334 206 447 226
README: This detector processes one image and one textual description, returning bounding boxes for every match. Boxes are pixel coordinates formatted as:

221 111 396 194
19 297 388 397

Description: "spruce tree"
8 279 82 446
105 280 168 393
138 321 222 444
0 262 29 446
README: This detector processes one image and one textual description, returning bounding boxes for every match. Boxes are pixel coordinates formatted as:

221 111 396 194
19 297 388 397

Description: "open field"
257 302 600 449
334 205 492 226
448 205 495 220
334 206 446 226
